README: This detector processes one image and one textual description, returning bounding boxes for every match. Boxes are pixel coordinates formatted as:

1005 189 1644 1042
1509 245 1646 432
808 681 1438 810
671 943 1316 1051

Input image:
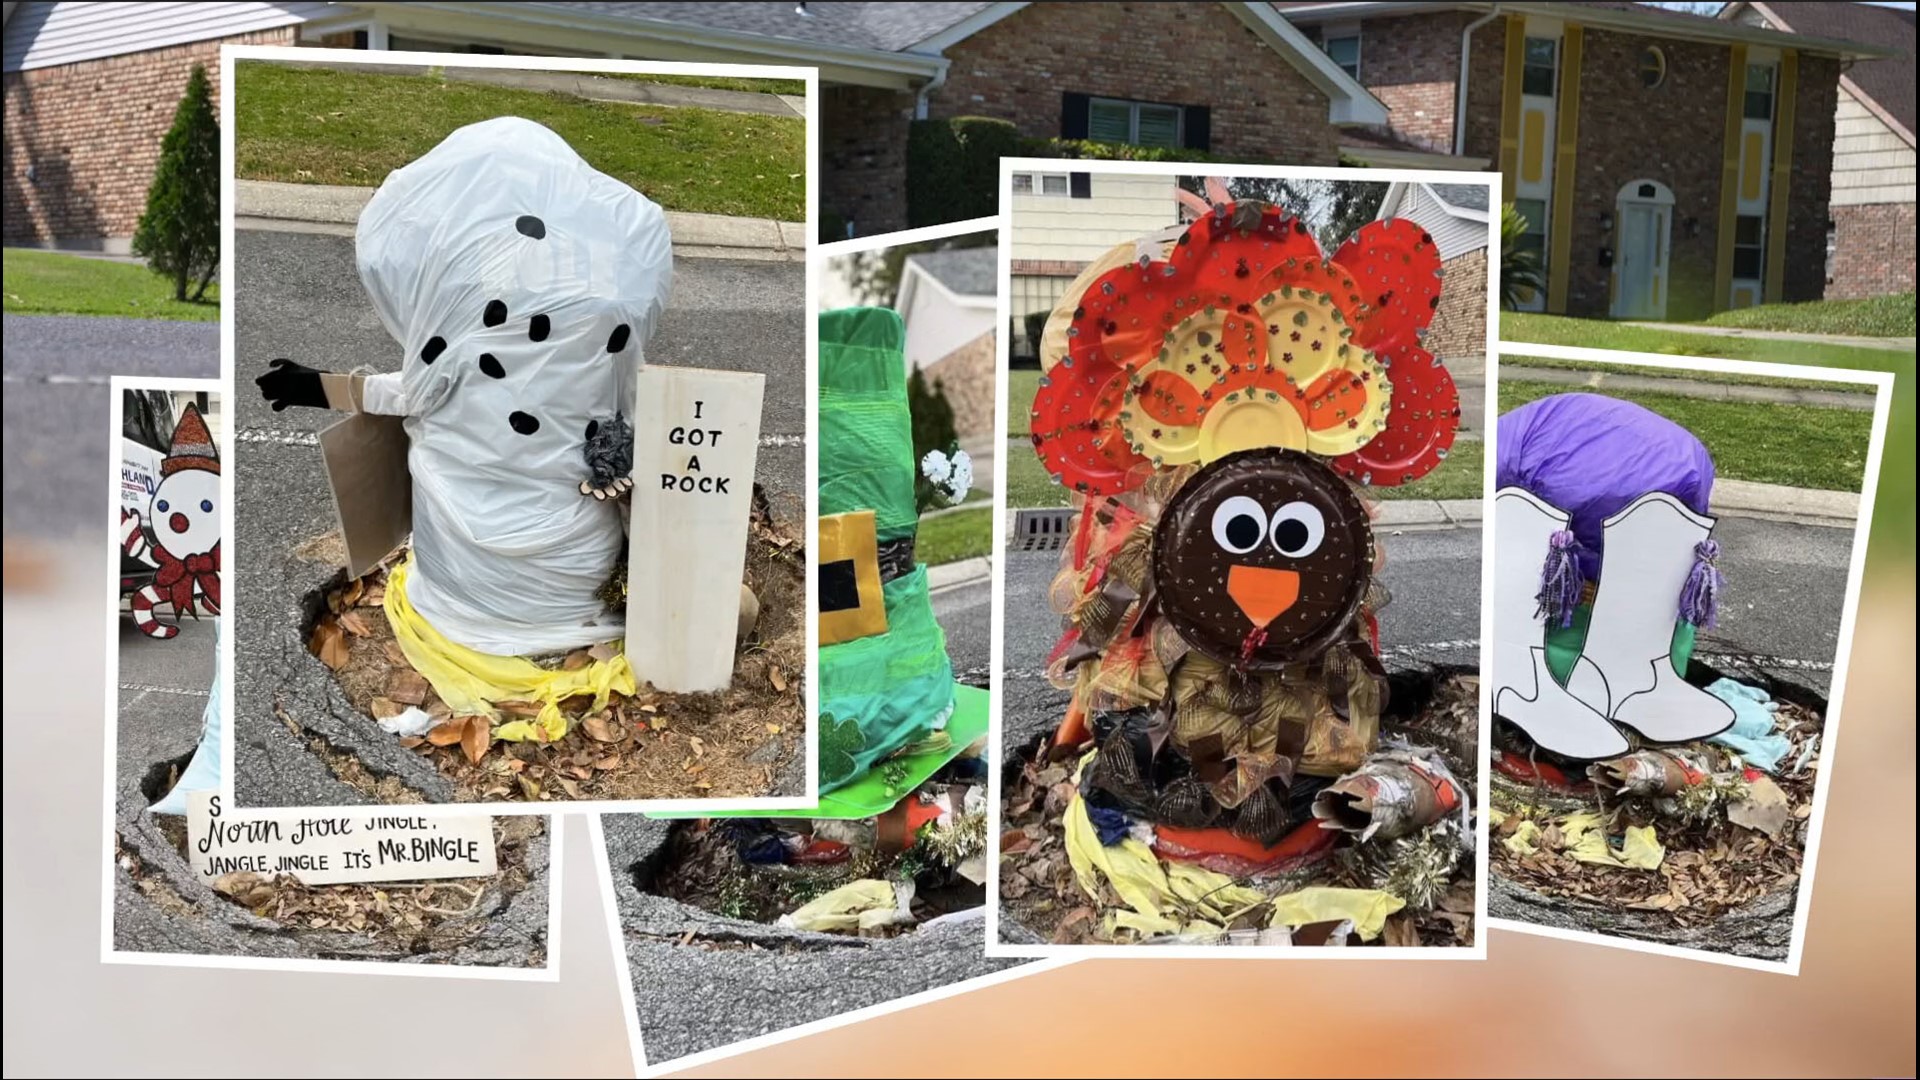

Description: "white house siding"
1831 92 1915 207
899 270 996 373
3 2 335 71
1393 184 1490 261
1009 171 1180 266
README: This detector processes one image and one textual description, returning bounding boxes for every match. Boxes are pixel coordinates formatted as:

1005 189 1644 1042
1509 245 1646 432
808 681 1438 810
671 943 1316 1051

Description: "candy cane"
130 583 177 639
121 508 156 567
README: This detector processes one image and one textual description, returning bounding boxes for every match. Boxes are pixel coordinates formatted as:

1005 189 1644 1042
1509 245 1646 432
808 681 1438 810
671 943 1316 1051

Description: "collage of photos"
1 3 1911 1077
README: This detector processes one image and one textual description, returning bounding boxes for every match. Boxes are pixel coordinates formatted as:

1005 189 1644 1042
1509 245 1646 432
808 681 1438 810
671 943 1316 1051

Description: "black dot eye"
586 419 600 440
515 215 546 239
508 411 540 435
529 314 550 342
607 324 631 354
479 353 505 379
484 300 507 327
421 336 447 364
1211 496 1267 555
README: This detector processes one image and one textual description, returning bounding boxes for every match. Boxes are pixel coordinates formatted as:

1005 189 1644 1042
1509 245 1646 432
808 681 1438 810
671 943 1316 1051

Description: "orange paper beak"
1226 564 1300 627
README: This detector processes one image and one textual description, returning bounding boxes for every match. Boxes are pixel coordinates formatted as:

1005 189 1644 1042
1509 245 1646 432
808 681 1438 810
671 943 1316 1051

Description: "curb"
234 179 805 261
927 555 991 591
1710 478 1859 525
1620 321 1916 353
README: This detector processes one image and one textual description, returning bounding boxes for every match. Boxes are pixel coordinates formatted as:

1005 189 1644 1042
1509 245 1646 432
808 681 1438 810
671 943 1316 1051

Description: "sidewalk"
235 179 805 261
1622 321 1915 353
1500 361 1876 411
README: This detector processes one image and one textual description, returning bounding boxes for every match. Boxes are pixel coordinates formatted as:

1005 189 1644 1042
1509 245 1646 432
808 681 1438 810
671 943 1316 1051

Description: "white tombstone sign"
626 366 765 693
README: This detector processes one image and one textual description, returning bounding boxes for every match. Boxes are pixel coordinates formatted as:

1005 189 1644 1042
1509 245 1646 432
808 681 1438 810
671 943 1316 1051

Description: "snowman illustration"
125 403 221 639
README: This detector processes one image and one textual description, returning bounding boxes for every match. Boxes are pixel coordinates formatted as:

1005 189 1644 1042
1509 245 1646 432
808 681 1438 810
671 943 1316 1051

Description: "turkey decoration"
1030 198 1461 859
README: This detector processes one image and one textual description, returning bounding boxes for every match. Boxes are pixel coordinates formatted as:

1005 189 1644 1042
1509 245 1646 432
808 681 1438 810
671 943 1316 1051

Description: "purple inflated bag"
1496 393 1715 582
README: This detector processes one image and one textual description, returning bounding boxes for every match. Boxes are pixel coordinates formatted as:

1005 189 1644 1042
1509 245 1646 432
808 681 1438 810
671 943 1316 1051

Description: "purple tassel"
1534 530 1585 629
1679 539 1723 629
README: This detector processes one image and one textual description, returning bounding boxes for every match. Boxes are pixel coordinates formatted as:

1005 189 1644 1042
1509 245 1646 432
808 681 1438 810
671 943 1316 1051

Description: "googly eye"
1211 496 1267 554
1269 501 1326 557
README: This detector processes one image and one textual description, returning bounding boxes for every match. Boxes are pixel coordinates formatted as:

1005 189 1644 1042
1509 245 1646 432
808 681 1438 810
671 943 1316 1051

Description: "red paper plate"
1030 357 1148 496
1334 218 1443 353
1329 345 1460 487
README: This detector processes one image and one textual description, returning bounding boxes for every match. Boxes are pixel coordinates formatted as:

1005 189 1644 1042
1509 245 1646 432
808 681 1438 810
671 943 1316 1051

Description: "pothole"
635 766 989 938
292 494 807 802
1001 666 1482 947
1489 660 1822 955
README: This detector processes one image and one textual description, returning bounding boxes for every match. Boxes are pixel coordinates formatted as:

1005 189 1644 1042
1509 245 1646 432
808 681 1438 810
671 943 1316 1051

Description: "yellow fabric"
1266 887 1406 943
779 879 898 933
1502 819 1542 856
1561 812 1665 870
383 557 634 742
1061 780 1266 940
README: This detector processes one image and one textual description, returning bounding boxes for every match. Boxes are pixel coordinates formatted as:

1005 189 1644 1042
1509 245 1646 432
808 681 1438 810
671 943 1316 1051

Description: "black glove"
255 358 329 411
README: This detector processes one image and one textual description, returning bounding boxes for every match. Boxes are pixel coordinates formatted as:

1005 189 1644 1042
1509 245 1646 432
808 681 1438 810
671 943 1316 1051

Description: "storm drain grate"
1012 508 1073 552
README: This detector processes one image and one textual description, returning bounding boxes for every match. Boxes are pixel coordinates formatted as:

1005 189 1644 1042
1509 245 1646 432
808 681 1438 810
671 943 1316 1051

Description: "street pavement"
115 615 215 799
229 227 808 806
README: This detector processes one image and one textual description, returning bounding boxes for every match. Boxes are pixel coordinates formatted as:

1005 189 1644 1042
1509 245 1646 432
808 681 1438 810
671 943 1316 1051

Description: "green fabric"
1545 602 1697 685
818 565 955 792
658 684 989 821
820 306 919 542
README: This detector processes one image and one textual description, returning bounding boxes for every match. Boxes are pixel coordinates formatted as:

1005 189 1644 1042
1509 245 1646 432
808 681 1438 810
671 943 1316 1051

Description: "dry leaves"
308 620 350 671
386 670 431 706
769 665 788 693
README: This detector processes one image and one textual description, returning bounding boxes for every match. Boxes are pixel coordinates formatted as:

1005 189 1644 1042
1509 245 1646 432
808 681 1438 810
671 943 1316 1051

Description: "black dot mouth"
479 353 506 379
607 324 631 353
515 215 546 239
420 336 447 364
484 299 507 327
509 411 540 435
529 314 551 342
585 419 601 440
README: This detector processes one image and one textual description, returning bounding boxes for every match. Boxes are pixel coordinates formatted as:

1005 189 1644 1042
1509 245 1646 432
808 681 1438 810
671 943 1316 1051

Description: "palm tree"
1499 202 1547 310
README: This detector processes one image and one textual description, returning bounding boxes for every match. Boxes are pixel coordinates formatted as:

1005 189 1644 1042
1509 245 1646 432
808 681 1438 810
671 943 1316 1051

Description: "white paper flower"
946 450 974 503
921 449 952 484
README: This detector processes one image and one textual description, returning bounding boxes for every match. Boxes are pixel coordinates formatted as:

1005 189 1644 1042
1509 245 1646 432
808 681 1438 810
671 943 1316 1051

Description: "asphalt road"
229 228 808 806
931 571 992 686
2 313 217 539
115 615 215 797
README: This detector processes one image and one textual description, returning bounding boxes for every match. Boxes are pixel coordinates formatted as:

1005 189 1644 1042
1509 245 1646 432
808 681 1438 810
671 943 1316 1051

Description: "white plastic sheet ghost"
350 117 673 656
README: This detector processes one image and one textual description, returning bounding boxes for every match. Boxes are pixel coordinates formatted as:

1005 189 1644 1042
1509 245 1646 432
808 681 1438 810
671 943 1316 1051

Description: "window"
1513 197 1549 259
1088 97 1183 149
1732 214 1765 279
1639 46 1667 89
1743 63 1775 120
1522 36 1558 97
1324 33 1361 80
1013 172 1071 197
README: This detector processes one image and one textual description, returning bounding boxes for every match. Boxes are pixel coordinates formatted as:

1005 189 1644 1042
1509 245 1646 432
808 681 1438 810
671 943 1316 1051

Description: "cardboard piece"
625 365 765 693
319 411 413 581
1490 487 1631 760
818 510 888 646
186 792 495 885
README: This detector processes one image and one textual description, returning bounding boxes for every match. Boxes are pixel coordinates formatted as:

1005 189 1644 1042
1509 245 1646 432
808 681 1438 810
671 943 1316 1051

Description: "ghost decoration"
127 403 221 639
346 117 673 656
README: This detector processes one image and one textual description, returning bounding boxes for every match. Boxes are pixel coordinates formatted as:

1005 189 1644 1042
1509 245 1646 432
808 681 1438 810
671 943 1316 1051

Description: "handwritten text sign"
187 792 496 885
626 366 766 693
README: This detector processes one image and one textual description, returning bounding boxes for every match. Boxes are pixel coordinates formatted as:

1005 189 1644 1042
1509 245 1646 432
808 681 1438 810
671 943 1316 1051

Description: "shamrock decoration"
819 712 868 788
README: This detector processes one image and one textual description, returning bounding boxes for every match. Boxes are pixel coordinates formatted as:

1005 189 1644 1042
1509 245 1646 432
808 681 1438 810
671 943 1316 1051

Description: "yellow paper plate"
1196 384 1310 462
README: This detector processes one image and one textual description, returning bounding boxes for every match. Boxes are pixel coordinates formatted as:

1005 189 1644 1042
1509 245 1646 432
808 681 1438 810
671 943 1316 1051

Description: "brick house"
6 1 1900 319
1722 2 1914 300
1279 1 1895 318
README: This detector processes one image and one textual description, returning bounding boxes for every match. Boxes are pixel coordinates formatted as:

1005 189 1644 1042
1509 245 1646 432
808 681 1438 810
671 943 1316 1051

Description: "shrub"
133 64 220 303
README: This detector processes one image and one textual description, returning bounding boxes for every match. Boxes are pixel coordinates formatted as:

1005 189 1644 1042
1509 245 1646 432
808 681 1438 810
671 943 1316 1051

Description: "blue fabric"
1087 805 1132 846
1705 678 1792 773
1497 393 1715 581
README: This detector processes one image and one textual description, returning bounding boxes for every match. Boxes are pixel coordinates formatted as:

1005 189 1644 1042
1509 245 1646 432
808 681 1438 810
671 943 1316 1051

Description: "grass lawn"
235 62 804 221
1008 367 1043 437
3 250 219 321
1499 379 1873 492
1502 311 1914 558
589 73 807 96
1699 293 1915 338
918 506 993 566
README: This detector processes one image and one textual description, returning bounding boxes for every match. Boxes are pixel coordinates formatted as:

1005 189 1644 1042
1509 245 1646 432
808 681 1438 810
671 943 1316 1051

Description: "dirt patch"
300 507 805 802
1000 669 1481 947
125 815 545 960
1489 672 1822 934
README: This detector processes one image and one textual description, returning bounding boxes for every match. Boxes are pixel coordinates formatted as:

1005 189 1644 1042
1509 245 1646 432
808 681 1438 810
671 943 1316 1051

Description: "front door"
1612 195 1671 320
